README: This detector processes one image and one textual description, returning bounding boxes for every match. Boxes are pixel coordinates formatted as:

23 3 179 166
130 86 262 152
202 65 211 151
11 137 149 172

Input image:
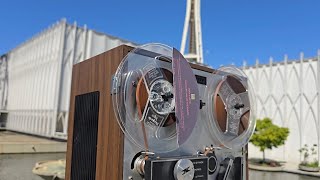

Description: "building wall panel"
243 54 319 163
3 19 137 139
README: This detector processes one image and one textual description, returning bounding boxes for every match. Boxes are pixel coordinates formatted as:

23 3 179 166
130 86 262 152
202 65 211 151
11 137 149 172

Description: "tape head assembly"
112 43 256 153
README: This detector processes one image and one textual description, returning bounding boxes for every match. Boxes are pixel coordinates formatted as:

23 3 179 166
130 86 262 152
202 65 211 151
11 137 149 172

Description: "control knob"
173 159 195 180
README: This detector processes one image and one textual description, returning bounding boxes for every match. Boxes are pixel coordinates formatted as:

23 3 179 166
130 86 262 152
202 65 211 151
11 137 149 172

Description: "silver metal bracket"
111 75 118 95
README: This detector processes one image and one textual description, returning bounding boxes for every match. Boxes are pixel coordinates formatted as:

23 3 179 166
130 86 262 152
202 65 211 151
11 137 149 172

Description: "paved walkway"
249 161 320 177
0 153 66 180
0 131 66 154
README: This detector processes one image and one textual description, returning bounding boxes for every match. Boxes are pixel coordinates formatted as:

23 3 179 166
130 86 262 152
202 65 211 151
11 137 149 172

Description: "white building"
0 55 8 111
0 19 136 139
243 53 320 163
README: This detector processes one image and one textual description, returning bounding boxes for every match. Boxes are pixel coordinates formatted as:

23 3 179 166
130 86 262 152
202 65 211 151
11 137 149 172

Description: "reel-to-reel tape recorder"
65 44 256 180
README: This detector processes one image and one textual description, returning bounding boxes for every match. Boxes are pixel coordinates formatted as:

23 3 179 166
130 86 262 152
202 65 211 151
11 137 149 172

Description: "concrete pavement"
0 131 66 154
249 161 320 177
0 153 66 180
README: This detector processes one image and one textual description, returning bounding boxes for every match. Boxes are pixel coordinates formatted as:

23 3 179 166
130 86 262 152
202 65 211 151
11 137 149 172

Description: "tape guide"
111 43 256 180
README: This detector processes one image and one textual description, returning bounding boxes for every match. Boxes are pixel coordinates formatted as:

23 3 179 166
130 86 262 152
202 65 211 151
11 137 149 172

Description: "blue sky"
0 0 319 67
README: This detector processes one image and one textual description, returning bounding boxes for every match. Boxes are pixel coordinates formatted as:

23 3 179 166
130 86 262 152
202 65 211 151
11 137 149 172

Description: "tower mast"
180 0 204 63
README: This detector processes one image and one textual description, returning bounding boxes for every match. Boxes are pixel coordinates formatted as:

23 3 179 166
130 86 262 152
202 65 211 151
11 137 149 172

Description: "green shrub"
299 144 319 167
250 118 289 162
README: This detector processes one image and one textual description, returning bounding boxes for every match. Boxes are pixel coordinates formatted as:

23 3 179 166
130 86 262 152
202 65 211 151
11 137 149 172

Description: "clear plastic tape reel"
112 43 256 153
112 43 180 153
204 66 256 149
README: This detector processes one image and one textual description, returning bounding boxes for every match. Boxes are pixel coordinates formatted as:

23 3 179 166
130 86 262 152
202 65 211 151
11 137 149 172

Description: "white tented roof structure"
242 52 320 163
0 19 137 139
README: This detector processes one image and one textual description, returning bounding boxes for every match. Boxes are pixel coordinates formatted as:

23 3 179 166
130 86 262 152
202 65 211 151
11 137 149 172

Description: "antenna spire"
180 0 204 63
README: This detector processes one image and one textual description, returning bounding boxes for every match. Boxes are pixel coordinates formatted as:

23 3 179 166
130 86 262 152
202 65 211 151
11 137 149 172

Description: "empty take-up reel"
204 66 256 150
112 43 256 154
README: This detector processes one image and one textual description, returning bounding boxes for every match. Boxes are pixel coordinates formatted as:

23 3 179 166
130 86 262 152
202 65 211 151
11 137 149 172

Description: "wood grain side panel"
106 46 127 180
95 53 107 180
190 63 215 73
99 50 113 180
65 63 80 180
66 46 130 180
